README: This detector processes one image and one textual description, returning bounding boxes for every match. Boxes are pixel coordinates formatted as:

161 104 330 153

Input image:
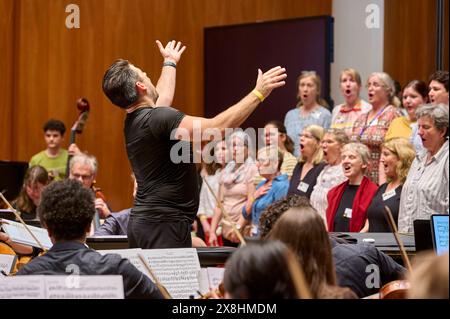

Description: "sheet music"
98 248 202 299
0 275 124 299
97 248 146 274
0 253 17 275
0 218 52 249
45 276 124 299
0 276 46 299
206 267 225 290
139 248 201 299
198 268 210 295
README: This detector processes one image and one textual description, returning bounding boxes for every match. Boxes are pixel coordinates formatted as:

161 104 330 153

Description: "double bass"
65 98 90 178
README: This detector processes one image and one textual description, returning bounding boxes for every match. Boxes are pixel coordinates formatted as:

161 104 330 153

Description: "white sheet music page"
0 218 52 249
139 248 201 299
44 275 124 299
0 276 46 299
0 253 17 275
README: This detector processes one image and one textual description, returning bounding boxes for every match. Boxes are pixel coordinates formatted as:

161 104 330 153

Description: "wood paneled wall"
0 0 14 158
384 0 449 86
2 0 332 210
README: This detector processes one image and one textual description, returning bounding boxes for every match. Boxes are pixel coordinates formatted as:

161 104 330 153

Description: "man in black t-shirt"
102 40 287 249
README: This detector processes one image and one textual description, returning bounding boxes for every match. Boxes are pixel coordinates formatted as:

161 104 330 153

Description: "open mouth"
300 143 305 151
345 89 351 95
343 164 352 173
302 94 308 99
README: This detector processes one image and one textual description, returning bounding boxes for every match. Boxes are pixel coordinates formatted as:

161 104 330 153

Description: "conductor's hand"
156 40 186 64
254 66 287 100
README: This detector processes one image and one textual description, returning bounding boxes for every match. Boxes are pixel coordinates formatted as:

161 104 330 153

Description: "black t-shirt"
367 183 402 232
333 184 359 232
124 107 199 223
287 162 326 198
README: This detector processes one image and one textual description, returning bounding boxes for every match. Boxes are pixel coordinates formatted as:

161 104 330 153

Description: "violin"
198 282 225 299
379 206 412 299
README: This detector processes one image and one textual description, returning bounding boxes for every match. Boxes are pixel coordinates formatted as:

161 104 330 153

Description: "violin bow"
284 249 312 299
0 192 46 252
137 253 172 299
384 206 413 273
202 176 246 246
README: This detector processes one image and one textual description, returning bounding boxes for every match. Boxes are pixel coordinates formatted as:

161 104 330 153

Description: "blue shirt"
284 106 331 157
242 174 289 235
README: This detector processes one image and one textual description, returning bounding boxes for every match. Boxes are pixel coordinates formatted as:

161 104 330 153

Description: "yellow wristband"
199 215 207 221
252 89 265 102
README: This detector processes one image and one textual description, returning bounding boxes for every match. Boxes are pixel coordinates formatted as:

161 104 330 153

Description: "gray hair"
325 128 349 146
416 103 449 133
369 72 401 107
70 153 98 175
342 143 371 170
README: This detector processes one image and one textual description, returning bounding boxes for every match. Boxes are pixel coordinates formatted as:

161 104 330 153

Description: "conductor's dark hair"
38 179 95 241
43 119 66 136
224 240 298 299
102 59 140 109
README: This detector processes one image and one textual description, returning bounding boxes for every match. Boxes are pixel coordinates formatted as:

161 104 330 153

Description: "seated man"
29 119 68 181
16 179 163 299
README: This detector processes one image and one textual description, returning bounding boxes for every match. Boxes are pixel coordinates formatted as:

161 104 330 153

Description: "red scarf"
326 176 378 232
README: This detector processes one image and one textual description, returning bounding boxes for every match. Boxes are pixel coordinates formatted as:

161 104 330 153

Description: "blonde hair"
340 68 362 86
408 251 449 299
382 138 416 183
342 143 371 172
296 71 329 108
368 72 401 108
299 125 324 165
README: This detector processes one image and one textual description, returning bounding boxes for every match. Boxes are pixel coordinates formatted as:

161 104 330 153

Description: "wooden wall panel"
384 0 449 86
6 0 331 210
0 0 14 159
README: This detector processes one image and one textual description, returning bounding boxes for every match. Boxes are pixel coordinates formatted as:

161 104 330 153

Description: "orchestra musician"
16 179 163 299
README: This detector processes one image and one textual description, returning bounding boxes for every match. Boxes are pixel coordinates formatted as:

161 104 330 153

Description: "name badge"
297 181 309 193
382 189 396 201
312 112 321 119
343 208 352 219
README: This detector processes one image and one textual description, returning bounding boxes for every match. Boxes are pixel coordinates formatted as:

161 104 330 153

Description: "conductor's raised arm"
176 66 287 140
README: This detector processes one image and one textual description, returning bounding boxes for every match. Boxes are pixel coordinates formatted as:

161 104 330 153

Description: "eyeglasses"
71 173 93 181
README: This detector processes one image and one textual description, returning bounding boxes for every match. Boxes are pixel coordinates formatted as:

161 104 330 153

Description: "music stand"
0 160 29 202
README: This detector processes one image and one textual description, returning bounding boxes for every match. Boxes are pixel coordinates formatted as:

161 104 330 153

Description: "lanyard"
359 106 386 137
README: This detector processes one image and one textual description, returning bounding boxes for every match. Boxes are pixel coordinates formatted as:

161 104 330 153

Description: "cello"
65 98 90 178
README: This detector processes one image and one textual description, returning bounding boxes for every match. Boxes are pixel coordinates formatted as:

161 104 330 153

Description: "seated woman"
385 80 428 153
239 146 289 237
269 207 357 299
288 125 326 198
310 129 349 222
398 103 449 233
223 240 300 299
13 165 51 221
363 138 415 232
209 131 257 247
326 143 378 232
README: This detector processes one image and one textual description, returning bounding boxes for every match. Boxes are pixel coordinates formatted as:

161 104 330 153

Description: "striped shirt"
398 141 449 233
